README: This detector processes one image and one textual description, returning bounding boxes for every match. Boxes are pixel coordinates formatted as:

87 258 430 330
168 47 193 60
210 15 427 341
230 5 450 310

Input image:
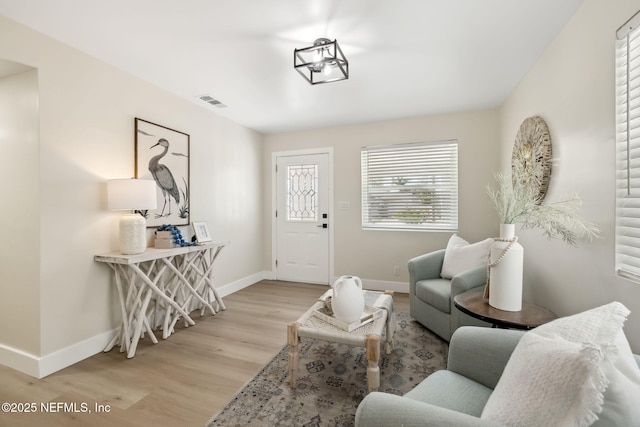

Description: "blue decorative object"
156 224 199 247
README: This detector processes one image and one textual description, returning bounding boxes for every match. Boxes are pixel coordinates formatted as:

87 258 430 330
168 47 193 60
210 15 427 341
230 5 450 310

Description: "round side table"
454 288 557 330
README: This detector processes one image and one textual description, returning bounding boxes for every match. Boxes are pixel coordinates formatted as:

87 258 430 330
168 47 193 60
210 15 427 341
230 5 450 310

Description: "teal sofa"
355 326 640 427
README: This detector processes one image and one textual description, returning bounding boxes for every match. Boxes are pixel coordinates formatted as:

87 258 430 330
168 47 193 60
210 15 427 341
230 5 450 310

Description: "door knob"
317 224 328 228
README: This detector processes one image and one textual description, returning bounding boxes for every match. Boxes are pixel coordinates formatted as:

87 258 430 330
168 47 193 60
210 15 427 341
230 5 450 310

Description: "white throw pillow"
531 302 640 426
440 234 492 279
481 302 639 427
531 301 629 345
591 331 640 427
481 333 609 427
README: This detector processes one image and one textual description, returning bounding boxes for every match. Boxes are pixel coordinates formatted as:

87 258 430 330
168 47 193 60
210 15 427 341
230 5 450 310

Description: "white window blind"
616 10 640 281
361 141 458 231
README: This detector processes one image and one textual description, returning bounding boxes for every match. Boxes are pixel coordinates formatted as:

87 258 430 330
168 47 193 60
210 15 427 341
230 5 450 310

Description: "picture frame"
192 221 212 243
135 118 190 227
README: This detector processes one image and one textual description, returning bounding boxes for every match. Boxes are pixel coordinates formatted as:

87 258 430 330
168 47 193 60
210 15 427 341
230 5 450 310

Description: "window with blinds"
616 10 640 281
361 141 458 231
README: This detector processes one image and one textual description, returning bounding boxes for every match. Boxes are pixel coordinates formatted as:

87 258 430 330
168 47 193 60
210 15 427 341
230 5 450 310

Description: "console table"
95 241 229 358
454 287 557 330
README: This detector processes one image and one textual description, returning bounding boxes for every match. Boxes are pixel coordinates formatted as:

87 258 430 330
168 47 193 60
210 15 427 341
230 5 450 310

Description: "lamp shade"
107 179 157 211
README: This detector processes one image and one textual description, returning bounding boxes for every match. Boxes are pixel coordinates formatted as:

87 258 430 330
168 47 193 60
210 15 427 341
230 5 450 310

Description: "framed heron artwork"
135 118 190 227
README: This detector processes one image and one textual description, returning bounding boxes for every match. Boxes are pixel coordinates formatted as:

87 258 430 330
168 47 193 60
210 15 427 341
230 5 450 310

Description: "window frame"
361 140 458 231
615 9 640 282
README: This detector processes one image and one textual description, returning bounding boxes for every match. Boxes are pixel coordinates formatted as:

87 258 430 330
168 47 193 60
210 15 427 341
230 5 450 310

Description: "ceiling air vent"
198 94 227 108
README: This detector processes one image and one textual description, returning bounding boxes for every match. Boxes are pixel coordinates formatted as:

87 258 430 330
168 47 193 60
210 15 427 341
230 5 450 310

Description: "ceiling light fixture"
294 38 349 85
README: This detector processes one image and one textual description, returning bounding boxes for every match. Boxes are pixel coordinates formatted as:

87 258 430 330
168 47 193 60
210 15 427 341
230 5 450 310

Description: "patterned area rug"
206 312 448 427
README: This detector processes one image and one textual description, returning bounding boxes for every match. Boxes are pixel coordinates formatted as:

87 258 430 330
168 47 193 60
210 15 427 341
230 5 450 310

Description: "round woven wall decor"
511 115 552 203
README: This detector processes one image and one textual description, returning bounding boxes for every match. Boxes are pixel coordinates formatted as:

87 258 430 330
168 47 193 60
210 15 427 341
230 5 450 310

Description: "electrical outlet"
393 265 400 276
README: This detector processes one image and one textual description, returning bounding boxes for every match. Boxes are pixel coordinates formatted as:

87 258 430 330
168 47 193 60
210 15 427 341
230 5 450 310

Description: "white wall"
499 0 640 352
0 69 40 356
264 110 501 289
0 15 264 377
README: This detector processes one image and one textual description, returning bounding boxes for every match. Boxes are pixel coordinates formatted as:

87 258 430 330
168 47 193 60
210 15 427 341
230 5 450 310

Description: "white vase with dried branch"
486 163 599 312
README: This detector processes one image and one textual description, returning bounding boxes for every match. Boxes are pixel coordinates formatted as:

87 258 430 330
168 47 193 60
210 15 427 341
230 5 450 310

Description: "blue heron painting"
135 118 190 226
149 138 180 218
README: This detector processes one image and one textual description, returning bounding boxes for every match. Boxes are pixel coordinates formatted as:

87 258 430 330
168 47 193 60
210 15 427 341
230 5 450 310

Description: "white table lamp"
107 179 157 254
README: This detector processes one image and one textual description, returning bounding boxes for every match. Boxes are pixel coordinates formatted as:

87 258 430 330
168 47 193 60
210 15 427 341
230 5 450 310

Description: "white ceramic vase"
488 224 523 312
331 275 365 324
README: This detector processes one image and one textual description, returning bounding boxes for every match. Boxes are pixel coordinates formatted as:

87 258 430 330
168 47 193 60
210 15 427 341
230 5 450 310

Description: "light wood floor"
0 280 409 427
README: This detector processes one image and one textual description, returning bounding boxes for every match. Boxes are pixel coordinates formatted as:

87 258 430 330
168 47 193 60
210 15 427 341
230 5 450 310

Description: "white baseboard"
263 270 409 294
0 344 40 379
38 329 117 379
217 271 268 297
359 278 409 294
0 328 116 379
0 271 271 379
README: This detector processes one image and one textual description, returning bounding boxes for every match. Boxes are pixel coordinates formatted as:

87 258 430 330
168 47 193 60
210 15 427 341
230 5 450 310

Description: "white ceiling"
0 0 583 134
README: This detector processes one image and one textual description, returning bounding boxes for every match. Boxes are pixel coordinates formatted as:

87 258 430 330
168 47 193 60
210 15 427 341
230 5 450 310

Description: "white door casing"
273 150 332 284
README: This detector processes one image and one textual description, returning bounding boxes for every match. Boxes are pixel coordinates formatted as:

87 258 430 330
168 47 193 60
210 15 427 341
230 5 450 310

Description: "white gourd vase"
488 224 523 312
331 275 365 324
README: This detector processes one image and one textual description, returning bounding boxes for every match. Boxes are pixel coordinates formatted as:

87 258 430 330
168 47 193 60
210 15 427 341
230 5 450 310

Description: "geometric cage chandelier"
294 38 349 85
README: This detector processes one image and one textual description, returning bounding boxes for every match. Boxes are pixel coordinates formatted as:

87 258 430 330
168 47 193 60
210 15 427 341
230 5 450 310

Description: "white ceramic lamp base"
119 213 148 255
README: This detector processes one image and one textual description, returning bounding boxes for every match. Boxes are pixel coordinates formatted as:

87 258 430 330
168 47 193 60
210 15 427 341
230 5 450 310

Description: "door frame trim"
271 147 334 284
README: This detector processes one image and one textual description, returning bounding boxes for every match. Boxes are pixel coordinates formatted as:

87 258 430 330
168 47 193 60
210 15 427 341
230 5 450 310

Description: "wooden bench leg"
287 322 299 389
366 334 381 392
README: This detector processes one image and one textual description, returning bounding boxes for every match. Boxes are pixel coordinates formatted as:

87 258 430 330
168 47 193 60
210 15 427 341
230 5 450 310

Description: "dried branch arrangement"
487 161 599 247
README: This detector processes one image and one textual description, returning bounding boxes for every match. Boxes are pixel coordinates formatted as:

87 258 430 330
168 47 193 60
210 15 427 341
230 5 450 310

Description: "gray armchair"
408 249 489 342
355 326 640 427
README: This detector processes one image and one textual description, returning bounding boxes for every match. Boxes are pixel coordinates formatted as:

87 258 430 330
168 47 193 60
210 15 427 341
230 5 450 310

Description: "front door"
275 153 330 284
